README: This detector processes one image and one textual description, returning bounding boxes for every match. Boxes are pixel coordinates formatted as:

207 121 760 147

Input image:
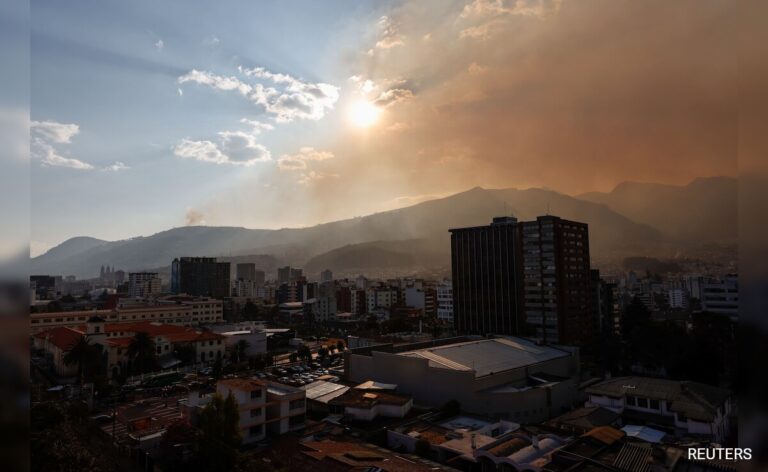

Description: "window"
249 425 263 437
677 413 687 422
250 389 262 400
649 399 660 410
626 396 636 406
289 399 304 410
250 408 262 418
637 397 649 409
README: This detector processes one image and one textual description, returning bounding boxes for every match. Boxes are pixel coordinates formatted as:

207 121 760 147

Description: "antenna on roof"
546 201 551 216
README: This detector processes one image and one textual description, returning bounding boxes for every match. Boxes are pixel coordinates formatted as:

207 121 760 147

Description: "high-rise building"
450 215 593 345
320 269 333 283
236 263 257 281
701 275 738 320
277 266 303 285
449 216 523 336
519 215 592 345
171 257 231 298
128 272 162 298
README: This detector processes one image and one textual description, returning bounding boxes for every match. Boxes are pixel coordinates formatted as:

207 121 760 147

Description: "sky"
29 0 738 255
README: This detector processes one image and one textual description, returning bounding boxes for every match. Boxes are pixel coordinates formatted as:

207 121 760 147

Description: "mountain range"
31 176 736 279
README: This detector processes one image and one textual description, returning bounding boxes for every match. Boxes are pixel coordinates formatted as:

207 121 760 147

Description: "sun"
348 100 381 128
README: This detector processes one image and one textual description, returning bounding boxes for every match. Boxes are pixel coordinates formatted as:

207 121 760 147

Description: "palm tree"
63 337 102 384
127 331 157 375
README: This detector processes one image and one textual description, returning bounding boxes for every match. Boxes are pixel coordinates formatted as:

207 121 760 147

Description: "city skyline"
31 0 737 255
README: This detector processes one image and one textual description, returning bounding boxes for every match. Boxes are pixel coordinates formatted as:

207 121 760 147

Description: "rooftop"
587 376 731 422
398 336 570 377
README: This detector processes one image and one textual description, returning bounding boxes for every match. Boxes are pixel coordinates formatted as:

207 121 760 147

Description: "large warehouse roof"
398 337 570 377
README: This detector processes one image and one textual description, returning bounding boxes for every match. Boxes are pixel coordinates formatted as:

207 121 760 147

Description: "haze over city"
31 0 737 256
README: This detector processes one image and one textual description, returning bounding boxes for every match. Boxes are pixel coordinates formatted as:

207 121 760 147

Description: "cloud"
374 88 414 108
239 66 340 122
239 118 274 133
297 171 339 185
178 69 253 96
185 208 206 225
460 0 563 19
278 147 334 171
385 122 410 132
154 39 164 50
31 120 79 144
31 120 93 170
468 62 488 75
179 66 339 123
174 130 271 166
376 16 405 49
277 156 307 171
102 161 129 172
203 35 220 47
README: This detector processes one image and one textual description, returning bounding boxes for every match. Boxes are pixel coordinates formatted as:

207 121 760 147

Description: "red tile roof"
33 326 85 351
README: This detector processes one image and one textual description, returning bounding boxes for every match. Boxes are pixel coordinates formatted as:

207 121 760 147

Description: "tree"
336 340 345 352
241 301 260 320
197 393 241 472
212 357 223 379
297 344 312 363
317 346 329 361
63 336 104 384
289 352 298 363
232 339 250 363
127 331 158 375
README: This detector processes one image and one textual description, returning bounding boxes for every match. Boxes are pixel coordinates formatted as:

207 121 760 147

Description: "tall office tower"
128 272 162 298
320 269 333 283
171 257 231 298
236 263 257 281
449 217 523 336
253 270 266 287
277 266 303 285
520 215 592 345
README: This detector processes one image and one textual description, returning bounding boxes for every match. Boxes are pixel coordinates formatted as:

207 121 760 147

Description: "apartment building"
184 378 306 444
30 296 224 334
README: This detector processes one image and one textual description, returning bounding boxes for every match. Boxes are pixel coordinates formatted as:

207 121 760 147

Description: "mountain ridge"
32 178 735 278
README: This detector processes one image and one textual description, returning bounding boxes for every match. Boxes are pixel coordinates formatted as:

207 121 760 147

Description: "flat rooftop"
398 336 570 377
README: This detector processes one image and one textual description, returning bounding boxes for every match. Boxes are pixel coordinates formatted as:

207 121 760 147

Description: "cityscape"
17 0 753 471
30 212 739 471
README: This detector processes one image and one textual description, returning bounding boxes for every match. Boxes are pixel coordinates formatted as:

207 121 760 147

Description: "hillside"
32 186 676 278
577 176 737 243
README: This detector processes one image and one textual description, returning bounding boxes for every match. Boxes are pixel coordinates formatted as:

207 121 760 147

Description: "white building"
437 282 453 322
184 378 306 444
367 287 397 312
667 288 688 310
128 272 162 298
586 376 733 443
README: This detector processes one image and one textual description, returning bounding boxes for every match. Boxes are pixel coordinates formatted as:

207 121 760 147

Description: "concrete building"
327 381 413 421
437 281 454 323
320 269 333 283
33 318 226 378
30 296 224 334
171 257 231 298
128 272 162 298
450 217 523 336
184 378 306 444
519 215 592 345
345 336 579 421
701 275 738 319
277 266 302 286
367 287 397 312
668 288 689 310
586 376 733 443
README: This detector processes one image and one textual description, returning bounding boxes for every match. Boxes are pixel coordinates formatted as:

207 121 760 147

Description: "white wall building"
437 282 454 322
